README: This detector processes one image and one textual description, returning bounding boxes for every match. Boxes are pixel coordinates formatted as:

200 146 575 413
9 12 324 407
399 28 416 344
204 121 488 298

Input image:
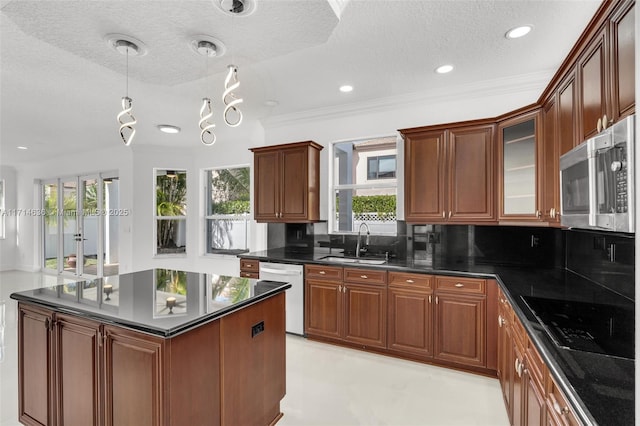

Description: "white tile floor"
0 271 509 426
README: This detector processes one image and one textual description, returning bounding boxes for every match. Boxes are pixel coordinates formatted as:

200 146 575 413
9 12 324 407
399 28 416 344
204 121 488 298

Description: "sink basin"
320 256 386 265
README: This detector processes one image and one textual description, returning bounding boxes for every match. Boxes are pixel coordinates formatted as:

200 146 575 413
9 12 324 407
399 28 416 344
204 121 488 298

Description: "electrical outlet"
251 321 265 338
530 235 540 248
427 232 440 244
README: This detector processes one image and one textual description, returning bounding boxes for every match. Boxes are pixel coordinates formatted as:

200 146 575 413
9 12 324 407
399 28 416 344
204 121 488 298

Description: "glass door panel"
43 182 59 272
503 119 536 215
81 177 99 278
62 179 78 274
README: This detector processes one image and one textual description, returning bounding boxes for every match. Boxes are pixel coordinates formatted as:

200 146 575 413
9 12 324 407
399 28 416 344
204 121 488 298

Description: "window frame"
0 179 4 239
203 164 251 255
154 168 188 257
367 154 397 180
328 136 398 236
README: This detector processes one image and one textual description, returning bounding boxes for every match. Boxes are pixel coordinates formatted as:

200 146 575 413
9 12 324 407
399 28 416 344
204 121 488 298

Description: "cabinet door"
18 304 54 426
524 370 546 426
253 150 281 221
447 125 495 222
541 97 561 224
103 326 165 426
434 293 486 367
404 130 447 222
281 146 310 220
558 71 578 155
387 287 433 357
578 26 609 140
610 1 635 121
498 315 515 425
55 314 102 426
512 342 525 426
305 279 342 339
343 283 387 348
498 112 539 220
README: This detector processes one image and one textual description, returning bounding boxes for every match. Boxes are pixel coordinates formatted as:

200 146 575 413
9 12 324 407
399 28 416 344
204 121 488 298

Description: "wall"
0 166 17 270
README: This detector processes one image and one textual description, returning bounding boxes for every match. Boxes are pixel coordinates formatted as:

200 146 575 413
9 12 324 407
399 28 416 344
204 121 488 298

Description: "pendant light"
196 40 218 146
222 64 243 127
115 39 139 146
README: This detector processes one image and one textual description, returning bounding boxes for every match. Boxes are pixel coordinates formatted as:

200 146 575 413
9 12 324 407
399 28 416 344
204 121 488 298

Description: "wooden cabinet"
433 280 486 368
304 265 387 348
557 71 579 155
497 292 515 425
610 0 635 121
18 304 54 426
540 98 561 225
402 122 496 224
250 141 322 223
387 272 434 357
498 109 543 222
54 314 101 426
578 25 609 141
239 258 259 279
546 375 581 426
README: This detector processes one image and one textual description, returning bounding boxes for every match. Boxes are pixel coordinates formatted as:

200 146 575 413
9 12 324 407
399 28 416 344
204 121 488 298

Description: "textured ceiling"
0 0 602 165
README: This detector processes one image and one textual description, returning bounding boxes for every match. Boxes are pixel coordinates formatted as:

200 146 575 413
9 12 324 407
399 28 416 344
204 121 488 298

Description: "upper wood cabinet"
577 25 609 141
250 141 323 223
498 109 542 222
540 98 561 225
402 122 496 224
557 70 579 155
610 0 635 121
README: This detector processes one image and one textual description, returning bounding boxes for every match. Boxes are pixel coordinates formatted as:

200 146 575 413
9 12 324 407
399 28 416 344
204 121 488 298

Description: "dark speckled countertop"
241 248 634 426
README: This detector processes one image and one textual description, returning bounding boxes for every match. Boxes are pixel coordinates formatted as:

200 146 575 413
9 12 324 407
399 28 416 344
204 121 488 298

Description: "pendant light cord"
126 46 129 97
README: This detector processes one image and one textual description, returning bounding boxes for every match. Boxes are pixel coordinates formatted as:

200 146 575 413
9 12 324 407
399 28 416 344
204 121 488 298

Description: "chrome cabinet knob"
611 161 623 172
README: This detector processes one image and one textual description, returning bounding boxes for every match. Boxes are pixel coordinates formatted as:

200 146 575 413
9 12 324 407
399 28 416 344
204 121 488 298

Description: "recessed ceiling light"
339 85 353 93
435 64 454 74
506 25 533 39
17 146 28 150
157 124 181 134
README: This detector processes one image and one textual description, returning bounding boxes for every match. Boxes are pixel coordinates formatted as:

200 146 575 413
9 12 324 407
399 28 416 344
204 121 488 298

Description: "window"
367 155 396 180
0 180 4 239
205 166 250 254
155 170 187 255
330 136 397 234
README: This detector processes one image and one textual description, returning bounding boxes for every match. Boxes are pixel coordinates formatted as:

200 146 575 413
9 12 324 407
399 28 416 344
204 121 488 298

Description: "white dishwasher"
259 262 304 336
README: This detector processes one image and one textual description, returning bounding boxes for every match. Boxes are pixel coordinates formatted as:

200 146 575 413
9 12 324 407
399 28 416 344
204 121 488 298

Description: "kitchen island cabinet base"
17 292 286 426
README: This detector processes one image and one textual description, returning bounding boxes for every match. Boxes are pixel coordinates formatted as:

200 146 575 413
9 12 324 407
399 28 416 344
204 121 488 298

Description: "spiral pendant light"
114 39 139 146
222 65 243 127
199 98 216 145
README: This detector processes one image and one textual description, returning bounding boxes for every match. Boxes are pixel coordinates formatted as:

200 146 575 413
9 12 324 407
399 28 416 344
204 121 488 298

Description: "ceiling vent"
217 0 256 16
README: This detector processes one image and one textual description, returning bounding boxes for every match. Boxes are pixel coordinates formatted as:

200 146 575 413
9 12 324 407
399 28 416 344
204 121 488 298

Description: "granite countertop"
240 248 635 426
10 268 291 338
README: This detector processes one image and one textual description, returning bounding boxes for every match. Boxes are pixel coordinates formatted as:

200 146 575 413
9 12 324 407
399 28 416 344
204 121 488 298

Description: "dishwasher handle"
259 267 303 276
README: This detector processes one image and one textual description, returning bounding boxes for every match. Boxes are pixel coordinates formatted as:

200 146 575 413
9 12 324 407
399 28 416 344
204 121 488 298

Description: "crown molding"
262 70 554 129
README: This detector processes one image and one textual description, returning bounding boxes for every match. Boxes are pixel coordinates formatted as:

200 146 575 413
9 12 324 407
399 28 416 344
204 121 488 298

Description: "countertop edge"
11 283 292 338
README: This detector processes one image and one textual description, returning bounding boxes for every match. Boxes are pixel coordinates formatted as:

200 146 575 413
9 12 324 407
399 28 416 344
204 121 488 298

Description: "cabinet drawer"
343 268 387 286
240 271 260 279
526 343 546 390
388 271 432 289
435 276 485 294
305 264 343 281
239 259 259 272
547 376 581 426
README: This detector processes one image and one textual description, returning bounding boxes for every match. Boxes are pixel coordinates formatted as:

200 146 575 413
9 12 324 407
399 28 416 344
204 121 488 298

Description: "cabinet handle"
550 207 556 219
553 402 570 416
455 283 464 288
597 117 603 132
448 211 452 219
245 263 252 268
343 286 346 293
406 279 415 283
498 314 503 327
442 211 446 219
536 210 541 218
319 271 326 275
429 295 432 303
338 285 342 292
435 296 439 304
360 275 368 279
602 114 608 129
515 358 523 377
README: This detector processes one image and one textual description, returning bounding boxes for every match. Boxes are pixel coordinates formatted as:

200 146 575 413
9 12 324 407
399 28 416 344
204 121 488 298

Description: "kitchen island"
10 269 291 426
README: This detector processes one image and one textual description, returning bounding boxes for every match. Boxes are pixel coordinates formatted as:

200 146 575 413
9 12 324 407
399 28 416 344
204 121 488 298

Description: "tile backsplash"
267 223 634 301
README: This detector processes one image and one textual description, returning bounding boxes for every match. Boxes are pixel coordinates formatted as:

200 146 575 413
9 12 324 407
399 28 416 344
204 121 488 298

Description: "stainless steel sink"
320 256 386 265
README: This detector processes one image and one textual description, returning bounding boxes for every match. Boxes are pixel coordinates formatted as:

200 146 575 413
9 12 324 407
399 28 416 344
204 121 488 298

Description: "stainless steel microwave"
560 115 635 233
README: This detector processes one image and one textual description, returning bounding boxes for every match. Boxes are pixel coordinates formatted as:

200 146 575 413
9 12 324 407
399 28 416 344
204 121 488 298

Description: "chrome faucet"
356 222 371 258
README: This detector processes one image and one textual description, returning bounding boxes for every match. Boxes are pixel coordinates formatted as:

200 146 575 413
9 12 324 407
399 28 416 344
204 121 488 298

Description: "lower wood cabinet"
239 258 260 279
304 265 387 349
387 285 433 357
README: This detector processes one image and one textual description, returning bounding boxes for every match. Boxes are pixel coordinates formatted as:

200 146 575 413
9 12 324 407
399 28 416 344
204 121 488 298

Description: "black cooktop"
522 296 634 359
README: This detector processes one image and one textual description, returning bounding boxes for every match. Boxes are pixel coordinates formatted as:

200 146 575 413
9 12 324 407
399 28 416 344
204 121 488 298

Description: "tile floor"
0 271 509 426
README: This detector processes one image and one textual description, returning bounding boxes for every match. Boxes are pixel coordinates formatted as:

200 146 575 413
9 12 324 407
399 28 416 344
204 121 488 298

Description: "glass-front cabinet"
498 110 542 221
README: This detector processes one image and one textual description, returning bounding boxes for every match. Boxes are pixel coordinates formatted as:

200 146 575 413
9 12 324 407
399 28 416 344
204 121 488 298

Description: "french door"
42 173 120 278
